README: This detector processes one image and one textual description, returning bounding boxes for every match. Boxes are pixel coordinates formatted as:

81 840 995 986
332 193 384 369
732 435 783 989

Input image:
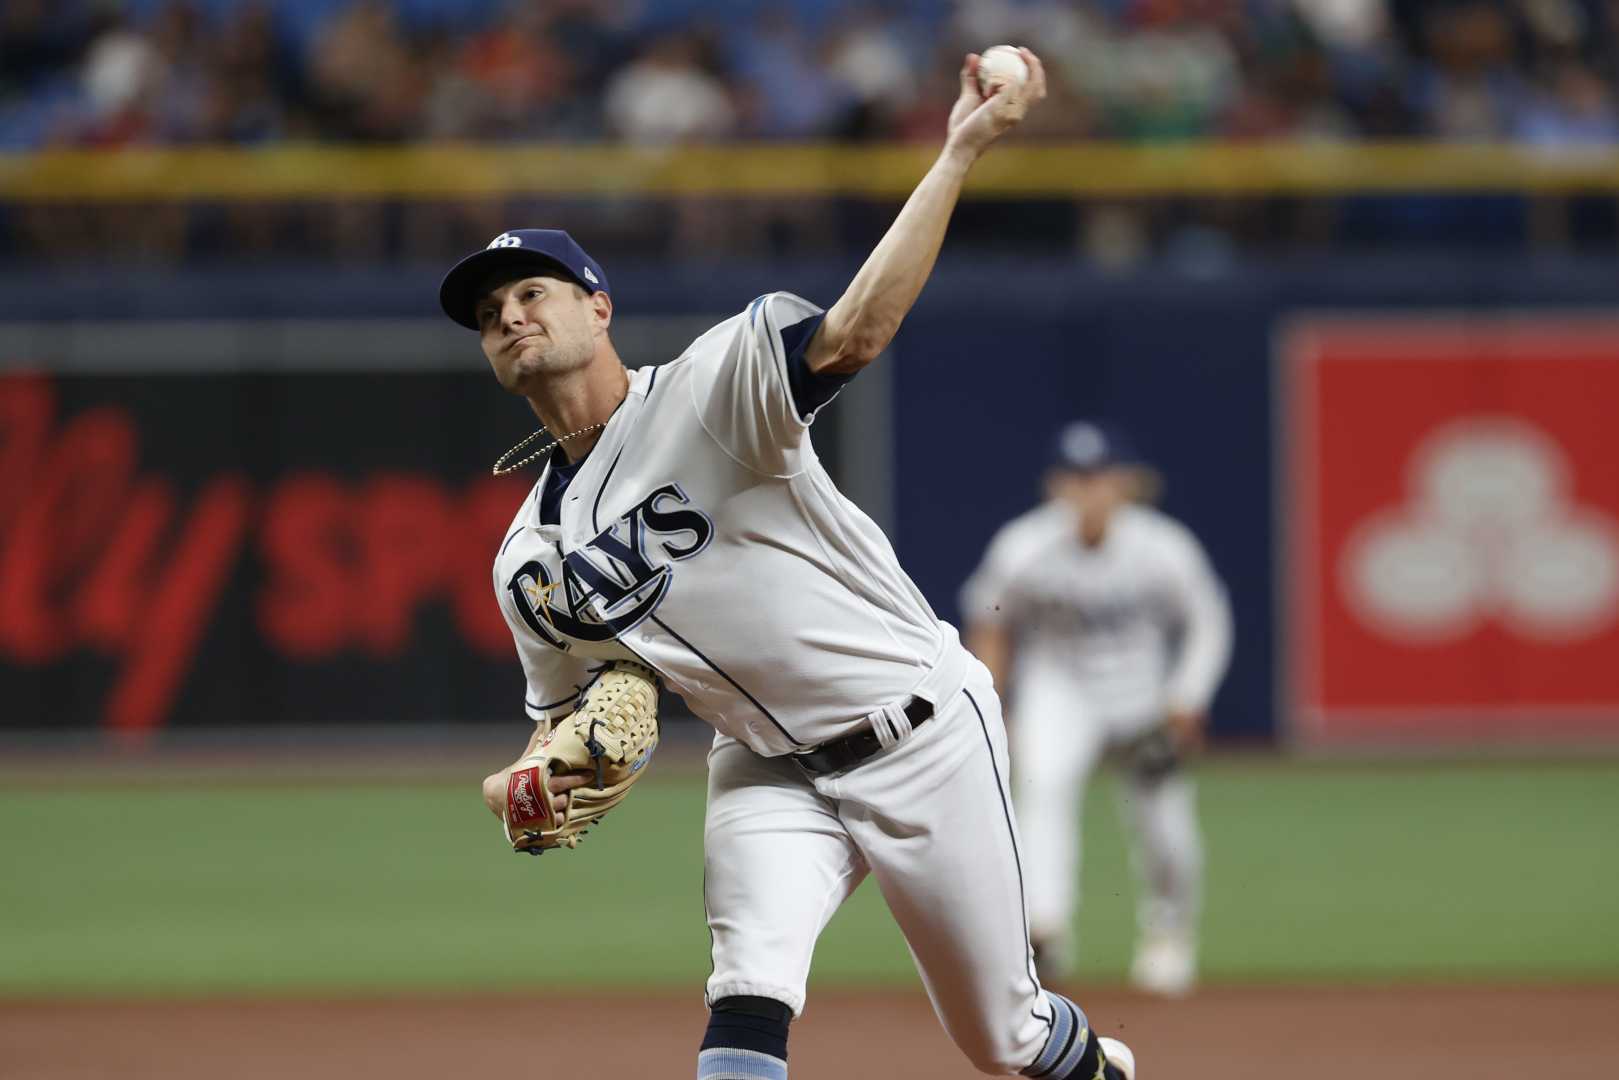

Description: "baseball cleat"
1129 929 1196 997
1099 1037 1135 1080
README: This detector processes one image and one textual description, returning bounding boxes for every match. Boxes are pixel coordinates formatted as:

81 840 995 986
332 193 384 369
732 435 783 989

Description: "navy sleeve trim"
780 312 853 421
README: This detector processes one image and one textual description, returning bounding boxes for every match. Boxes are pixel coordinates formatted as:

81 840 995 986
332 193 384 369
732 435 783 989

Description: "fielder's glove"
501 661 660 854
1127 726 1182 784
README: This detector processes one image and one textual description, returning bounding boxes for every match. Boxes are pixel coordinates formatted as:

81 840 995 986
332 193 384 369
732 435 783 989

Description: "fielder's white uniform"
961 499 1232 973
492 293 1063 1073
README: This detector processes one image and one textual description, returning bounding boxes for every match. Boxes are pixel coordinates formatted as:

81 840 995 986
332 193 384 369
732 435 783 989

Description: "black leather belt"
792 697 933 777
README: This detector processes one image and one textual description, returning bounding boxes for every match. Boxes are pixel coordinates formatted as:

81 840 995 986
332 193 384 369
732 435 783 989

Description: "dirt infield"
3 985 1613 1079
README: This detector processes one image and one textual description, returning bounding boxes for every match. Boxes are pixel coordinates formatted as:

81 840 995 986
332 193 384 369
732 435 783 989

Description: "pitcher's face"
476 274 608 393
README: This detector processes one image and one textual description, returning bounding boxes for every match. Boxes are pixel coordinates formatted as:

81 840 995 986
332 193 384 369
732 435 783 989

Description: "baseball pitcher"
441 50 1135 1080
962 421 1233 995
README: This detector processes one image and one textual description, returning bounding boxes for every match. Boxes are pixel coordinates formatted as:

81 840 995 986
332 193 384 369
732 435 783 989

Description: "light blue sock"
1022 991 1093 1078
697 1046 788 1080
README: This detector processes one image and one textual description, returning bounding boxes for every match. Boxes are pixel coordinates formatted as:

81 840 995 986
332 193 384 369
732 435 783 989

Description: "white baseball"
977 45 1029 96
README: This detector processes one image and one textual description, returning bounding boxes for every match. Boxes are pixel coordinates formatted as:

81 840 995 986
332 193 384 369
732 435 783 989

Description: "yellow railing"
5 142 1619 201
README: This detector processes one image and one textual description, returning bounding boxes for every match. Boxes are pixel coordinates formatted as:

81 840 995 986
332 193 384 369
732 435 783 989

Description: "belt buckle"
790 742 828 777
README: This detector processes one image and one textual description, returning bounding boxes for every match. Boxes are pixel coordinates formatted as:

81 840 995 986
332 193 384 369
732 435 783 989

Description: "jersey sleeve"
1156 523 1234 716
959 516 1038 628
687 291 841 476
492 563 595 724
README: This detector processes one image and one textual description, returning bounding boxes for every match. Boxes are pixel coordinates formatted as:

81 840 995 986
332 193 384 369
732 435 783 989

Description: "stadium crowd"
3 0 1619 148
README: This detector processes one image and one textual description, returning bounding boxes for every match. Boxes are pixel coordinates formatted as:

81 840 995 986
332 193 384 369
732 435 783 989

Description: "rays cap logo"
439 228 610 330
1052 419 1146 473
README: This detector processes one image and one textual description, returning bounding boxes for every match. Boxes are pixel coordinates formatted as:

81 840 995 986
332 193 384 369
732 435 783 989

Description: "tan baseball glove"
496 660 660 854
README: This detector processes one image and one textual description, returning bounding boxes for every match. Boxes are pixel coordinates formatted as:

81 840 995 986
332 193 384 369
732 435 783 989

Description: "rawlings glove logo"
507 767 545 826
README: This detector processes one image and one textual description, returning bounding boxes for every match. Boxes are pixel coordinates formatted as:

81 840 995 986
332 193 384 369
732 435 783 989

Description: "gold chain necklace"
490 422 608 476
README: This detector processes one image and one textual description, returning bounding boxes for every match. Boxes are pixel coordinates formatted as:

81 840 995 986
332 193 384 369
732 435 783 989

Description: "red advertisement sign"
0 372 530 735
1283 317 1619 744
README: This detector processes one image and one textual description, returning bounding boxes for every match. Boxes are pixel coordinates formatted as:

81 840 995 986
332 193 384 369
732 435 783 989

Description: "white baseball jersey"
961 500 1232 726
491 292 968 755
490 292 1073 1063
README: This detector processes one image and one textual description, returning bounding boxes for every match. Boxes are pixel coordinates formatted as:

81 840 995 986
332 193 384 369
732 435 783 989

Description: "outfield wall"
4 256 1618 745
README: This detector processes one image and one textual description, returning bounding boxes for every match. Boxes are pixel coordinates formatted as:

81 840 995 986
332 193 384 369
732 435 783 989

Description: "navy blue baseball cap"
1051 420 1148 472
439 229 609 330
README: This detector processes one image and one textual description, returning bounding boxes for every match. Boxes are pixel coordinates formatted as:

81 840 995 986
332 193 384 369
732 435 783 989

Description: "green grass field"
3 759 1616 996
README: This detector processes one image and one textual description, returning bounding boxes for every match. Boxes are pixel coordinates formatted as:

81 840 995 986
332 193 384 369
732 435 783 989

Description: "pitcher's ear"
591 288 614 330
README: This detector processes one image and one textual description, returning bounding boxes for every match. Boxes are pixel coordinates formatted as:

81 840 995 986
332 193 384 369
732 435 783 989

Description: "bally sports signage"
1281 317 1619 745
0 371 535 734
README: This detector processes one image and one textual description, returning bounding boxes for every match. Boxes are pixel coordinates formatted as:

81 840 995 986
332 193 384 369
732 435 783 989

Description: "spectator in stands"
1043 0 1241 140
305 0 428 141
1512 1 1619 145
823 6 921 139
1515 55 1619 142
10 0 1619 266
740 7 862 137
604 28 737 142
197 4 288 143
427 2 586 138
1407 1 1528 139
144 1 219 143
1221 13 1355 139
77 8 163 145
5 0 1619 148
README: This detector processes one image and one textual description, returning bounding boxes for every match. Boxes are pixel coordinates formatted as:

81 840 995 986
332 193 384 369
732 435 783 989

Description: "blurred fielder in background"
962 420 1232 996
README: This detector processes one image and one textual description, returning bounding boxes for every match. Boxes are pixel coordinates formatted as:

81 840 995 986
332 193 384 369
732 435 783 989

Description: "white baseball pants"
1009 670 1204 955
703 660 1056 1074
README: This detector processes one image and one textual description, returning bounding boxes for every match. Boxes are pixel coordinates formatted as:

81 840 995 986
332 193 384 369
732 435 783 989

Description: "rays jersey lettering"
507 482 714 648
1025 587 1150 637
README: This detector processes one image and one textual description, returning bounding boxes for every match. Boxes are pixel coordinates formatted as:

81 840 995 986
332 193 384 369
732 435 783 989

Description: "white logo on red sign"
1340 416 1619 642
